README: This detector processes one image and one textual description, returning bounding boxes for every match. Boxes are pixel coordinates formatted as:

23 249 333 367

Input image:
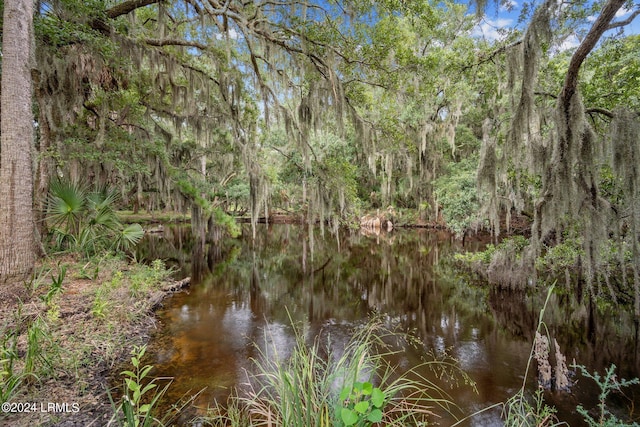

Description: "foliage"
535 238 584 282
0 332 23 405
433 157 484 237
109 345 172 427
211 207 241 239
502 388 563 427
206 316 472 426
337 381 386 426
46 180 144 257
128 259 173 298
40 264 67 305
24 316 56 380
582 35 640 115
573 364 640 427
454 236 529 278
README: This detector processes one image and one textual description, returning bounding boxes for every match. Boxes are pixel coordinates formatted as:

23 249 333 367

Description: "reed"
204 315 470 426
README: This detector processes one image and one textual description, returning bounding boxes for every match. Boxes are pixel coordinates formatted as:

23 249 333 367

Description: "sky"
472 0 640 48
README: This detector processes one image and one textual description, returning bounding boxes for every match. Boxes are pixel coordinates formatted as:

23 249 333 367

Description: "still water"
139 224 640 425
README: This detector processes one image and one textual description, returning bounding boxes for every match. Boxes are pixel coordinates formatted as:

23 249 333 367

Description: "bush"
46 180 144 257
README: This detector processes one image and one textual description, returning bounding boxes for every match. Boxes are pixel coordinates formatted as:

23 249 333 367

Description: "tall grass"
0 332 23 404
204 315 472 426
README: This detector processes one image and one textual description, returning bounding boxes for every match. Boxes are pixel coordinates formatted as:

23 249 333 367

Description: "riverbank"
0 254 188 427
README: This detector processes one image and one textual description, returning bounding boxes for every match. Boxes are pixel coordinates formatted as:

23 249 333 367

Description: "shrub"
46 180 144 257
574 364 640 427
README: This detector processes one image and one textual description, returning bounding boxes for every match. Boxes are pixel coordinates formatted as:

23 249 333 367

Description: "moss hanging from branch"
476 0 639 294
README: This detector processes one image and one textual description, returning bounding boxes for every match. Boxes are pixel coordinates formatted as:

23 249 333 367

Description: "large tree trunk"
0 0 36 297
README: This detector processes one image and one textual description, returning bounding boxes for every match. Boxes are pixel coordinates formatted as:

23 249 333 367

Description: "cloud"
472 17 514 41
558 34 580 51
615 7 632 18
215 28 240 40
499 0 518 13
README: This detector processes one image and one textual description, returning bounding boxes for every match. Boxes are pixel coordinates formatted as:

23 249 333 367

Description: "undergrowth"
0 254 174 426
200 315 475 426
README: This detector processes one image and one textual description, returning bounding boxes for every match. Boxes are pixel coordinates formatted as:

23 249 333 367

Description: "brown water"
139 224 640 426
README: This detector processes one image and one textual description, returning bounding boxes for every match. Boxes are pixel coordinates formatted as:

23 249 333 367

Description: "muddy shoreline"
0 257 191 427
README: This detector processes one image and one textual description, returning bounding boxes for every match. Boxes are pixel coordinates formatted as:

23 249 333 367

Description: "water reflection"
140 224 640 426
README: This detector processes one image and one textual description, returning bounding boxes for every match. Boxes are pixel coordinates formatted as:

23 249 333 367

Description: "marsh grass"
203 315 473 426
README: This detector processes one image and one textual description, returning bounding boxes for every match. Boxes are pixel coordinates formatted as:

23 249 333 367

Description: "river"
137 223 640 426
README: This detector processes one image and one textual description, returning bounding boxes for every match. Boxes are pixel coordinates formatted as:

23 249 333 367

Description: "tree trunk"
534 0 626 246
0 0 36 297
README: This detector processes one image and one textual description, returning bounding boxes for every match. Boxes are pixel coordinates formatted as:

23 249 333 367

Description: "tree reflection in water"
138 224 640 425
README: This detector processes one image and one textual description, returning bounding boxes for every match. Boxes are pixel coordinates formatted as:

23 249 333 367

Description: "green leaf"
121 370 136 378
341 408 359 426
339 386 351 402
125 378 138 392
354 400 370 414
371 388 385 408
115 223 144 251
139 403 151 414
367 408 383 423
361 382 373 395
139 365 153 379
140 382 157 395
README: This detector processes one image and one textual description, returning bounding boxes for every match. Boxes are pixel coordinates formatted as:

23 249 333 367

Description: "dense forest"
1 0 640 425
0 0 639 302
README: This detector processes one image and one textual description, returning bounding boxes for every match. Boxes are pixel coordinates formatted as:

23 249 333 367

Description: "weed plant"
108 345 172 427
573 364 640 426
40 264 66 305
204 316 472 426
24 316 57 380
108 345 199 427
0 332 24 404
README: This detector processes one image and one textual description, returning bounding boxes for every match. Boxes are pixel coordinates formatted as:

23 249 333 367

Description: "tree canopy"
1 0 639 308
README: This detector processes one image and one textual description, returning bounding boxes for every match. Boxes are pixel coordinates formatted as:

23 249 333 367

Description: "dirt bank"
0 255 189 427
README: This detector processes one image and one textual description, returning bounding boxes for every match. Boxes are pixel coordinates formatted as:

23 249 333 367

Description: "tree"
476 0 640 308
0 0 36 297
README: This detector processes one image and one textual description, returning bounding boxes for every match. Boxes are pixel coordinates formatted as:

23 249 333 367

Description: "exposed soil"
0 255 190 427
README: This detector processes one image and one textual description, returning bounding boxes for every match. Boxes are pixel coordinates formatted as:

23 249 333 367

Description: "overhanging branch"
606 7 640 30
106 0 163 19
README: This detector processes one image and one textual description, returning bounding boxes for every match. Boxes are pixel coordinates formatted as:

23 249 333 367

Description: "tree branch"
463 39 523 71
561 0 626 106
144 38 209 50
585 107 614 118
606 6 640 30
106 0 163 19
